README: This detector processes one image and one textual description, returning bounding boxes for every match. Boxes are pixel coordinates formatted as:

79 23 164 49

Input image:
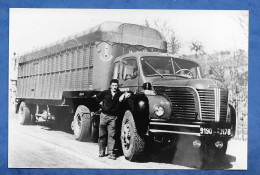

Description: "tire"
121 110 145 161
90 115 99 143
28 104 36 125
73 105 92 142
18 102 31 125
30 113 36 124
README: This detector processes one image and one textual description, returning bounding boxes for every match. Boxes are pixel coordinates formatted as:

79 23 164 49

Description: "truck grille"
160 90 196 120
197 89 228 122
156 87 228 122
220 90 228 122
197 89 215 121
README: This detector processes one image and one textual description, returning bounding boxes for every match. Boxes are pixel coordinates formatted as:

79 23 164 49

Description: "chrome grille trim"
154 86 228 122
215 88 220 122
197 89 215 121
197 89 228 122
220 90 228 121
149 129 201 136
150 122 200 128
154 86 202 120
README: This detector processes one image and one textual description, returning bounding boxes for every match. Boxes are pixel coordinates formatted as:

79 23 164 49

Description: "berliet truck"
16 21 236 162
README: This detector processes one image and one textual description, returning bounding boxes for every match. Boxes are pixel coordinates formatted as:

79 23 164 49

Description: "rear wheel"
18 102 31 125
73 105 92 142
121 110 145 161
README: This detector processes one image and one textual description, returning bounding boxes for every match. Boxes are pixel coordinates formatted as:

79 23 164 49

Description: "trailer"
16 21 167 142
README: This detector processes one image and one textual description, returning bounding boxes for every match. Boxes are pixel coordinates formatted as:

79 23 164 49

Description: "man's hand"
124 92 131 98
119 92 131 102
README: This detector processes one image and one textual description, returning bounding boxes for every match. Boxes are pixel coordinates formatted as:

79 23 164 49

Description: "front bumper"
149 119 235 139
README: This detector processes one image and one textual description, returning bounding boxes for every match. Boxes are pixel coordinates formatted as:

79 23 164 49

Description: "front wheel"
121 110 145 161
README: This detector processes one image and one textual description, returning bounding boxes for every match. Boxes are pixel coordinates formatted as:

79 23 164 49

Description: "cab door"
118 57 139 93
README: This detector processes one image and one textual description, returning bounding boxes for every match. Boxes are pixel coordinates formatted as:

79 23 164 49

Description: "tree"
144 19 181 54
234 11 248 38
190 41 205 58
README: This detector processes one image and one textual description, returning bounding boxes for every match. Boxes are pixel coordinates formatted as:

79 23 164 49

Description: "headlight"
153 105 164 117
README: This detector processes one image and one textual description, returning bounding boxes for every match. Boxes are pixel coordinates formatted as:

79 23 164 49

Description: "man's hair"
110 79 119 85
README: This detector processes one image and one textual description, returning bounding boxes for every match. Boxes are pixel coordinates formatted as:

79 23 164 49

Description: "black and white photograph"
8 9 248 170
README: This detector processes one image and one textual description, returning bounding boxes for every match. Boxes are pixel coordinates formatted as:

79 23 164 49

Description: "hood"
152 77 227 90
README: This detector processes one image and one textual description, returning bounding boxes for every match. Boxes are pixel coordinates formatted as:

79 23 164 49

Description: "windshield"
140 56 202 79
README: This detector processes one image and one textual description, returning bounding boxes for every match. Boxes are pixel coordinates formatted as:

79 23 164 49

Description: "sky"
9 9 248 58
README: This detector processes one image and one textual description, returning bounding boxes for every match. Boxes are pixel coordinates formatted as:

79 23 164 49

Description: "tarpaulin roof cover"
19 21 166 63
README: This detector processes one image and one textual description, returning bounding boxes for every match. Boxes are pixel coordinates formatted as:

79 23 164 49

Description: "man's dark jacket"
96 89 124 115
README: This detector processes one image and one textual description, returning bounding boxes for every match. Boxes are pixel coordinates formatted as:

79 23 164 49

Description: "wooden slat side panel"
42 75 46 99
59 71 66 98
21 78 25 97
30 76 35 98
70 70 76 90
65 71 70 91
67 52 72 70
83 47 89 67
88 45 95 88
76 69 82 90
46 74 51 99
50 73 55 99
71 51 76 69
82 68 88 89
61 53 65 71
17 44 99 100
54 73 59 99
36 75 40 98
17 78 21 97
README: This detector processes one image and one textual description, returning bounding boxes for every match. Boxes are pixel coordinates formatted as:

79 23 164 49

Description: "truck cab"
113 52 236 161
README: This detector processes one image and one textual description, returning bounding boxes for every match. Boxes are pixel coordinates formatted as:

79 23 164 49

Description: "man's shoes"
108 154 117 160
99 153 106 157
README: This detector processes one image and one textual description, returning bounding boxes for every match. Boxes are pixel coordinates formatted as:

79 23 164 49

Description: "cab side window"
122 58 138 80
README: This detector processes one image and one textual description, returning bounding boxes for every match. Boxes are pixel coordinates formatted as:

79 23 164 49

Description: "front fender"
125 93 149 135
228 104 236 137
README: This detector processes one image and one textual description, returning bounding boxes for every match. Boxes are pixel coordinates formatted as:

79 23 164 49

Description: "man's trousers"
98 112 118 155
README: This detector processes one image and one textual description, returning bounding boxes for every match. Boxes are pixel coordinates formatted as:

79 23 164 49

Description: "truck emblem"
100 44 113 62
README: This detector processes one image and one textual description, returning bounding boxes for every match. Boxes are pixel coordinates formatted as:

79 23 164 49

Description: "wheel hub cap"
122 123 130 150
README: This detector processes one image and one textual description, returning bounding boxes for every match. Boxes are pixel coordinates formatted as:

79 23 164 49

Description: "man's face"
110 82 118 92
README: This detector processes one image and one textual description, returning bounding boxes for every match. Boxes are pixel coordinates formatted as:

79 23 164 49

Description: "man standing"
96 79 130 160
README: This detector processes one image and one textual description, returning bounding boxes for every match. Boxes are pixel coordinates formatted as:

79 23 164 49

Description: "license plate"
200 127 231 136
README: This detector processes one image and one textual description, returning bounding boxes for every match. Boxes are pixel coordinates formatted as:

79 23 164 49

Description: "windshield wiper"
144 61 163 78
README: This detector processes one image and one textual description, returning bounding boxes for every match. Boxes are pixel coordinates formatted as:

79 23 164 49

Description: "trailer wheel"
73 105 92 142
18 102 31 125
121 110 145 161
28 104 36 125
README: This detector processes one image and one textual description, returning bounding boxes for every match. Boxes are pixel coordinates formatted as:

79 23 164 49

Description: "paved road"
8 113 247 169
